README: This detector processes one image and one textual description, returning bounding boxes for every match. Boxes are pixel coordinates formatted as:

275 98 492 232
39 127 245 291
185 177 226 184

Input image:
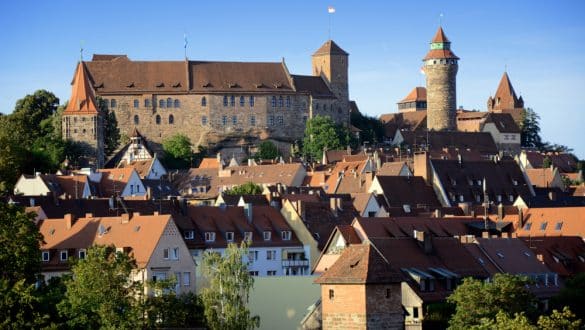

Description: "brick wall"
425 63 458 131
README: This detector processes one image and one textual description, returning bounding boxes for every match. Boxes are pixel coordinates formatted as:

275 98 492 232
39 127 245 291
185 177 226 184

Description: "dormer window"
540 222 548 231
555 222 563 231
523 222 532 230
509 194 514 202
184 230 194 240
41 251 50 262
451 178 456 186
60 250 68 261
263 231 271 241
512 179 518 186
244 232 253 241
226 231 234 242
281 231 291 240
205 232 216 242
459 195 464 202
496 195 502 202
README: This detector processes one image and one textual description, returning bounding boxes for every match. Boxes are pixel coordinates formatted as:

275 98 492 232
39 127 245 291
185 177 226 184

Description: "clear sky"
1 1 584 158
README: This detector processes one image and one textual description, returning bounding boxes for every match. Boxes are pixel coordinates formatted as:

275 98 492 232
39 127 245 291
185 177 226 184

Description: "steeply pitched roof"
377 162 409 176
520 236 585 277
400 131 499 155
525 168 559 188
313 40 349 56
374 175 441 209
490 72 524 110
399 87 427 103
315 243 403 284
473 238 551 275
291 75 336 99
63 62 98 115
119 159 153 179
518 207 585 237
97 168 138 197
432 27 450 43
485 113 521 133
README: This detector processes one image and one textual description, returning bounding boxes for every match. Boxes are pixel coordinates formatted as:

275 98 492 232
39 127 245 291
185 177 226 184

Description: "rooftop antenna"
80 40 84 61
439 13 444 26
327 6 335 40
183 32 188 60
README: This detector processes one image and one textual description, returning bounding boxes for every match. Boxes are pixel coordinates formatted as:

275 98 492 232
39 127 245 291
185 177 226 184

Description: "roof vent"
202 82 212 88
228 82 239 88
126 82 135 88
172 82 181 88
274 82 284 89
94 82 104 88
255 83 265 88
98 224 108 236
156 82 164 88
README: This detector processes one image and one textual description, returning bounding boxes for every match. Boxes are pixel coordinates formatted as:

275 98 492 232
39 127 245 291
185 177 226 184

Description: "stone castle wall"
62 114 104 167
425 63 458 131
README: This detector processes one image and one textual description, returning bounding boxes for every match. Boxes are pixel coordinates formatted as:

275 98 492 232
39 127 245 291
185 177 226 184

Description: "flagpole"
327 6 335 40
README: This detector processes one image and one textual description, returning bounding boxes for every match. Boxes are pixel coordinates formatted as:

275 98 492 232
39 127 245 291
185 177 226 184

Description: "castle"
62 40 351 166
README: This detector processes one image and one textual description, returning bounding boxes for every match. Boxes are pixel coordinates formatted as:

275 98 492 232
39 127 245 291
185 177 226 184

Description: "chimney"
501 232 509 238
64 213 75 229
85 213 93 218
548 191 557 201
121 213 130 224
497 203 504 221
336 197 343 211
414 230 433 254
434 208 443 218
146 186 152 200
518 208 524 228
482 231 490 238
458 202 470 216
244 203 253 223
414 152 430 183
330 197 338 217
132 212 141 218
537 254 544 262
217 152 223 170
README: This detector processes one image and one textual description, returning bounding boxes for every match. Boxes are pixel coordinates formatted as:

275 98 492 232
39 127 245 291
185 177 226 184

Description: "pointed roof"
432 26 450 43
63 62 98 115
492 72 523 109
313 40 349 56
399 87 427 103
130 127 143 138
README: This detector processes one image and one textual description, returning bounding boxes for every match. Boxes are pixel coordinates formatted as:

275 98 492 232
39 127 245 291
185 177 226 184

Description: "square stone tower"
62 62 104 168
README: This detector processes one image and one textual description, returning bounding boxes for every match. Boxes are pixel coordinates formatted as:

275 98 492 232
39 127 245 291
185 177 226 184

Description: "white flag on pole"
328 6 335 14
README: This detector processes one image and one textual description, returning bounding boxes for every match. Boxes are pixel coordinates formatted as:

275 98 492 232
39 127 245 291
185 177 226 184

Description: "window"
171 247 179 260
230 95 235 107
329 289 334 300
130 185 134 194
244 232 253 241
159 99 165 108
174 99 180 108
323 104 327 111
103 99 109 108
268 115 274 126
281 231 291 240
240 96 245 107
386 288 392 298
509 194 514 202
248 250 258 262
41 251 49 262
183 272 190 286
184 230 194 239
496 195 502 202
249 271 259 276
60 250 68 261
267 270 277 276
222 116 227 126
278 96 284 107
223 95 228 106
174 272 181 292
110 99 117 108
267 250 276 260
250 115 256 126
413 307 419 319
271 96 277 107
286 96 291 108
277 116 283 126
167 98 173 108
201 116 208 126
163 248 169 259
201 96 207 107
523 222 532 230
249 95 254 107
226 231 234 242
169 114 174 124
555 222 563 231
263 231 272 241
540 222 548 231
315 103 320 110
133 99 139 108
78 249 86 260
232 115 237 125
144 99 151 107
205 232 216 242
156 115 161 125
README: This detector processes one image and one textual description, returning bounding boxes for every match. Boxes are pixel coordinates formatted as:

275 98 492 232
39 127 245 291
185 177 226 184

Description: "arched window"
134 115 139 125
286 96 291 108
240 96 245 107
315 103 320 110
169 114 174 124
249 96 254 107
201 97 207 107
110 99 117 108
230 95 235 107
201 116 208 125
223 95 228 106
102 99 109 108
278 96 284 107
144 99 151 107
159 99 165 108
166 98 172 108
155 115 161 125
323 104 327 111
133 99 139 108
174 99 180 108
271 96 277 107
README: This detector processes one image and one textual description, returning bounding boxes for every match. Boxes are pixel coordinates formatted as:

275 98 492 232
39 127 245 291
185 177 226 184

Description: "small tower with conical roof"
487 72 524 112
423 27 459 131
312 40 350 125
62 62 104 168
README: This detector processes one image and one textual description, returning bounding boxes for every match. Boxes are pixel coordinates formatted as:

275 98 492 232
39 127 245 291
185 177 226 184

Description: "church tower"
62 62 104 168
312 40 350 125
423 27 459 131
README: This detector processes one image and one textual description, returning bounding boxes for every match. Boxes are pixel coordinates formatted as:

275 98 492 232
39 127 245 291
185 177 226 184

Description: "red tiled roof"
399 87 427 103
377 162 408 176
198 158 221 169
374 175 441 209
97 167 137 197
517 207 585 238
525 168 558 188
432 27 450 43
489 72 524 110
63 62 98 115
291 75 336 99
521 236 585 277
423 49 459 60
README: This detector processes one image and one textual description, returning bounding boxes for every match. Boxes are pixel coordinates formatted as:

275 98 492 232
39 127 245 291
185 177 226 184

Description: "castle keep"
63 40 350 162
423 27 459 131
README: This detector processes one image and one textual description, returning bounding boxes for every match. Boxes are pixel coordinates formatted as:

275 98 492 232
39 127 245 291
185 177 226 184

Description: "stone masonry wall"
63 114 104 167
425 63 458 131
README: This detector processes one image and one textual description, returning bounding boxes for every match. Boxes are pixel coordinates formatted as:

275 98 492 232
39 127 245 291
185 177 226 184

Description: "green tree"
0 118 27 193
58 245 141 329
447 274 537 329
350 111 385 146
11 90 59 145
537 306 582 330
97 97 120 157
551 272 585 320
302 115 348 162
162 134 193 169
542 156 552 169
224 182 263 195
520 108 544 149
201 242 260 330
255 141 280 160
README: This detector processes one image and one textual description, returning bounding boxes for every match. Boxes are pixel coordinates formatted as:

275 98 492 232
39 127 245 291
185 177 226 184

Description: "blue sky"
1 1 584 158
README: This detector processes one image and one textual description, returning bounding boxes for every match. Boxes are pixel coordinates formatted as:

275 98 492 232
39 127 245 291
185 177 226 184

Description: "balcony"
282 259 309 267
